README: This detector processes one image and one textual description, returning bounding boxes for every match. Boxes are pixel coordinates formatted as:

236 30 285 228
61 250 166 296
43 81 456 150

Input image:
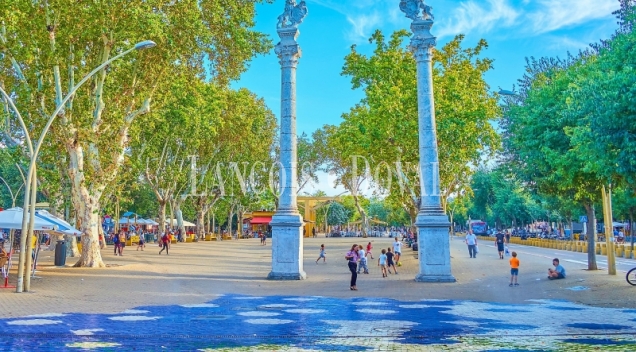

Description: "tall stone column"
400 0 455 282
269 0 308 280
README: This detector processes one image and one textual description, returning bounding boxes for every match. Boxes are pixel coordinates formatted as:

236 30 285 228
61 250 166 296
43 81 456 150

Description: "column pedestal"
268 213 306 280
415 211 456 282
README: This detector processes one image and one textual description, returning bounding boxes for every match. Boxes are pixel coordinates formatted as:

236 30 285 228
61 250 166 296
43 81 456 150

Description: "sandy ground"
1 235 635 318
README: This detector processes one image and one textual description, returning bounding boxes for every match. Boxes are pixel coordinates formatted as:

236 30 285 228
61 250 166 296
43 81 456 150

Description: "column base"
268 213 306 281
414 210 455 283
267 271 307 280
415 274 456 283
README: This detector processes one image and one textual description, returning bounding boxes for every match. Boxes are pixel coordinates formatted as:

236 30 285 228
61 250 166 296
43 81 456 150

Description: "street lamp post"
1 40 156 293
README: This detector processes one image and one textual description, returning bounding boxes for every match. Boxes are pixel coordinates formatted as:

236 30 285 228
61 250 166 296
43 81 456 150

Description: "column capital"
276 27 302 68
409 19 436 62
275 42 301 68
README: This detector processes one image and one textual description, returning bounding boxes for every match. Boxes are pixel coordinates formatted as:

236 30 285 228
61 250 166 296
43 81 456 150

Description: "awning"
249 217 272 224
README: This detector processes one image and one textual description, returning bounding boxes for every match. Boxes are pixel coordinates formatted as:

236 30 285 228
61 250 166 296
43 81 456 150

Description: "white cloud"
545 35 590 51
346 12 383 41
528 0 619 34
310 0 619 42
309 0 399 42
436 0 520 38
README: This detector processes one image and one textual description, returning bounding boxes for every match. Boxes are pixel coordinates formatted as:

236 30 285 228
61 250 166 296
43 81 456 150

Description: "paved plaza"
1 237 636 351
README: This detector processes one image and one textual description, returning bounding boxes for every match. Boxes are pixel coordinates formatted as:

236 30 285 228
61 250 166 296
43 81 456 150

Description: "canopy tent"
165 219 196 227
166 219 197 227
0 207 58 231
146 219 159 226
613 222 628 228
249 217 272 225
34 210 81 235
118 218 133 224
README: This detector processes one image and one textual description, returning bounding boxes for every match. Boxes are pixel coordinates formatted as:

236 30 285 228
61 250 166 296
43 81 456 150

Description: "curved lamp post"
1 40 156 293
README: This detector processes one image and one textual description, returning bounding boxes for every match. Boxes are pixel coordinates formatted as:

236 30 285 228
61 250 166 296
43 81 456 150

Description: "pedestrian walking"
312 227 316 238
509 251 519 287
386 247 398 274
495 231 505 259
393 237 402 265
137 234 145 251
159 233 170 255
345 244 359 291
366 242 374 259
112 233 120 256
316 244 326 263
466 231 477 258
118 232 126 256
357 245 369 274
378 249 388 277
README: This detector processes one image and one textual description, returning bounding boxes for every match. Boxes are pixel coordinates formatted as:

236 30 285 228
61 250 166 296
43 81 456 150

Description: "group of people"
464 230 567 287
109 230 182 256
110 231 147 256
343 238 403 290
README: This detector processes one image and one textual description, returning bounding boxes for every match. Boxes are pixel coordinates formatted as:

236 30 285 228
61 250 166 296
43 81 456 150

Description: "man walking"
393 237 403 265
466 231 477 258
495 230 505 259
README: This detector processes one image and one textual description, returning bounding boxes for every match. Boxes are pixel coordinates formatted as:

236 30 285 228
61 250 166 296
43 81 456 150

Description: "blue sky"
233 0 621 194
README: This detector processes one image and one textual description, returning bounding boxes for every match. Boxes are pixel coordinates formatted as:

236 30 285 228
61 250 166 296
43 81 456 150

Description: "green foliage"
339 30 500 219
326 202 349 226
467 168 545 228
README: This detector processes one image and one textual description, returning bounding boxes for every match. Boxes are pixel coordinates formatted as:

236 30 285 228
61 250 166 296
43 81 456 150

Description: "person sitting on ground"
548 258 566 280
617 229 625 243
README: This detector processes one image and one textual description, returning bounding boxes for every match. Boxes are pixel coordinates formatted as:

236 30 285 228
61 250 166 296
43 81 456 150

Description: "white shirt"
358 249 366 262
618 231 625 238
466 234 477 245
393 241 402 253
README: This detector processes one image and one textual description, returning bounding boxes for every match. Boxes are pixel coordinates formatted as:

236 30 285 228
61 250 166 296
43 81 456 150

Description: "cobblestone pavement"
1 236 636 351
1 294 636 351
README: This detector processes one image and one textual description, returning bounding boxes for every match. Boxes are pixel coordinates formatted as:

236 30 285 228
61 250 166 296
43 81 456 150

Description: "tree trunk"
73 198 105 267
352 195 368 237
158 200 167 234
175 205 185 241
227 208 234 238
585 203 598 270
408 206 417 233
629 208 634 252
196 205 206 239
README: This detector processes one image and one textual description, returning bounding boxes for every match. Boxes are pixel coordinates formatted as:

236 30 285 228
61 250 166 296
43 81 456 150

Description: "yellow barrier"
625 248 632 259
601 243 607 255
77 242 82 253
205 234 211 241
617 245 624 257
